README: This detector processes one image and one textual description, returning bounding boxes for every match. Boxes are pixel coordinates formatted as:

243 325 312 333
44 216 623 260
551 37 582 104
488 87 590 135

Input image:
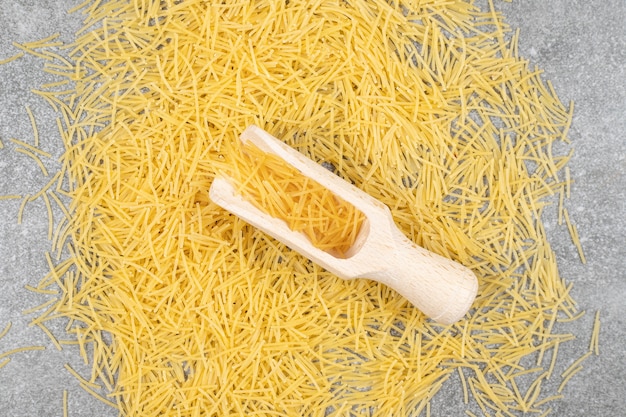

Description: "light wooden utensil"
209 125 478 324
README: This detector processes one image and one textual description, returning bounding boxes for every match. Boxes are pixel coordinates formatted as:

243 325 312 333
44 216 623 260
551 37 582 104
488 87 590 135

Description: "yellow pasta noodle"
9 138 51 158
63 390 69 417
557 366 583 394
0 195 21 201
64 363 102 390
0 345 46 361
14 147 49 176
563 208 587 264
590 310 601 355
17 194 30 225
0 52 24 66
0 322 11 341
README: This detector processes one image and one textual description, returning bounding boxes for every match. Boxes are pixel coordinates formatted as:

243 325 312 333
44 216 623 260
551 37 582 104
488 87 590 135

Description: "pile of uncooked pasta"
1 0 597 416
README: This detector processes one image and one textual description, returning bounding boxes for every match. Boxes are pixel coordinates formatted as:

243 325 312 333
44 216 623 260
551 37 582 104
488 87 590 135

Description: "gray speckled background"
0 0 624 416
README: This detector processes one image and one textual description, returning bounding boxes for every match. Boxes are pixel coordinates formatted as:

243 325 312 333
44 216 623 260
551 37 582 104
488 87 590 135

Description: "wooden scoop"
209 125 478 324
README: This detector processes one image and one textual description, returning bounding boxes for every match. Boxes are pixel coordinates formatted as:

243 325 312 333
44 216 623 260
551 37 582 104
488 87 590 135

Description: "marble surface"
0 0 624 415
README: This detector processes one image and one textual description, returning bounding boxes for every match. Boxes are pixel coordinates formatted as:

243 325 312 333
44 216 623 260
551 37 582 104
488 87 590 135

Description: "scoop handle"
362 225 478 325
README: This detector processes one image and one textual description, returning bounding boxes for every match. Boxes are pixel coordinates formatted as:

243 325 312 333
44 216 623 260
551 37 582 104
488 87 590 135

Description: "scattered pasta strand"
14 147 49 176
64 363 102 390
563 208 586 264
0 52 25 65
0 322 12 340
17 194 30 225
0 194 21 201
9 138 52 158
25 106 41 147
0 345 46 361
63 390 69 417
590 310 601 356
